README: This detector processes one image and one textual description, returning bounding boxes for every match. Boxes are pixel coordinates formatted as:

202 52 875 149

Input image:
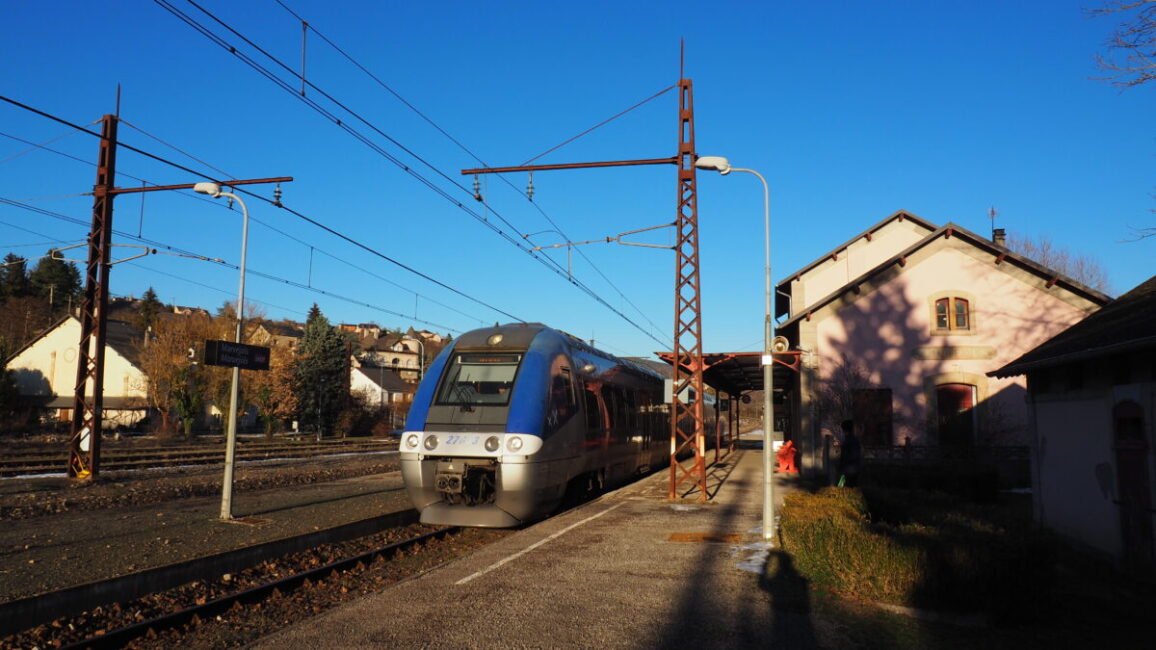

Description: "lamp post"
400 336 425 382
193 182 249 522
694 156 775 542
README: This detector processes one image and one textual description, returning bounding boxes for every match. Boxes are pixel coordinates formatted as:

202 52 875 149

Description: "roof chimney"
992 228 1006 247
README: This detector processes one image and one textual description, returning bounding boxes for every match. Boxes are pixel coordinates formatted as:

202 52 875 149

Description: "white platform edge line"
455 502 625 586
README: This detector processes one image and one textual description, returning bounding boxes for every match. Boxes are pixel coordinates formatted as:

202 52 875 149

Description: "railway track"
0 438 396 477
0 512 506 649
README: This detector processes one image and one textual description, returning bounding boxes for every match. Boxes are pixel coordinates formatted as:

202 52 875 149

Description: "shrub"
778 487 1055 620
867 463 1001 502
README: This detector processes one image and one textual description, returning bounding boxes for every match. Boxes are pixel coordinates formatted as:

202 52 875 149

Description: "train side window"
622 390 637 429
584 388 601 431
600 386 616 430
548 368 576 426
639 394 652 437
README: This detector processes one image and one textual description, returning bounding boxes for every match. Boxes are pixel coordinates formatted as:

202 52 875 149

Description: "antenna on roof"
989 206 1007 247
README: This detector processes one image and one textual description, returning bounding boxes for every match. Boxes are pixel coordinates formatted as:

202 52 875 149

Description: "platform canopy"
655 351 798 397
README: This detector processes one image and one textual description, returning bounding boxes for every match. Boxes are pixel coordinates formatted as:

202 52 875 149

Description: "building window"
934 297 971 332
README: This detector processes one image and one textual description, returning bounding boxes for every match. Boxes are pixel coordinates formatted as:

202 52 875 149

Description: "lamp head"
193 182 222 198
694 155 732 175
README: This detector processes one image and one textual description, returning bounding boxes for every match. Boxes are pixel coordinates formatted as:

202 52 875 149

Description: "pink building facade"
774 212 1110 472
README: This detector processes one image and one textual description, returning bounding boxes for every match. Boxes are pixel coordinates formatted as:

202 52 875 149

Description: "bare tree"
812 356 874 436
1090 0 1156 88
136 313 218 437
1006 233 1111 294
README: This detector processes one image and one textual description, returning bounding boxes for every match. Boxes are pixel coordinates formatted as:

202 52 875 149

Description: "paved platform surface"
254 438 814 649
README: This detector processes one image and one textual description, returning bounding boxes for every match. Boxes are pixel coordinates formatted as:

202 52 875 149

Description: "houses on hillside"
773 211 1111 471
4 311 436 433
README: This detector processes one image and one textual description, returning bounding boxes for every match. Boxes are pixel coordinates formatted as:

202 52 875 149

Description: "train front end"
398 324 573 527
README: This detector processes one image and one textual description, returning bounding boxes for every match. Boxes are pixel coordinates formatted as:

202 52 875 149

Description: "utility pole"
68 114 117 479
66 112 292 479
462 72 710 501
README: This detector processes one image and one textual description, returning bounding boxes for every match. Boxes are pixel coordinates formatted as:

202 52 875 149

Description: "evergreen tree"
292 304 349 437
0 338 21 423
28 250 81 312
0 253 32 300
137 287 164 332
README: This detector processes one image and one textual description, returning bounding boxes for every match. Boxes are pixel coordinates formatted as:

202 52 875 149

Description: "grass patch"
778 486 1054 620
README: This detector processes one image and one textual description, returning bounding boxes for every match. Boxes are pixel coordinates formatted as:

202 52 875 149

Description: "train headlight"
424 435 439 450
507 436 524 452
484 436 500 452
405 434 419 449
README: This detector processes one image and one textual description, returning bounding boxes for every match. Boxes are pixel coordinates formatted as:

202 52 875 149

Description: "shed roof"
355 366 413 392
991 274 1156 378
655 351 797 396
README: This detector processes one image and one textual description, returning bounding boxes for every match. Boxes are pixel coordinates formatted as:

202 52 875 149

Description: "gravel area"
0 452 406 603
1 524 509 650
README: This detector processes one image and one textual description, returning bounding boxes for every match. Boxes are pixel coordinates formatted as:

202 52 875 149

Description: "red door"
937 383 976 447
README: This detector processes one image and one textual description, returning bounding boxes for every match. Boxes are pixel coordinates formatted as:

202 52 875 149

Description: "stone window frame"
928 290 977 336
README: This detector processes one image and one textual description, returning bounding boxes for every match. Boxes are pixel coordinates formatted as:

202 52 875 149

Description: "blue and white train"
399 323 680 527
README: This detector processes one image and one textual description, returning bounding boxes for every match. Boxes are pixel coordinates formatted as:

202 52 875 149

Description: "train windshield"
435 353 522 406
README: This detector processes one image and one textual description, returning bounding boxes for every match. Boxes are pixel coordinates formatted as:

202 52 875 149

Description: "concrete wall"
791 218 930 313
1034 394 1121 556
1029 357 1156 566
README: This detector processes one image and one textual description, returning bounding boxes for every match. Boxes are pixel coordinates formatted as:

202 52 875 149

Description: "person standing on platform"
838 419 862 487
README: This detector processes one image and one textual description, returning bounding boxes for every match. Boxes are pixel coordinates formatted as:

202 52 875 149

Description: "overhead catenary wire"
110 119 487 325
273 0 672 348
0 94 520 325
3 125 482 325
0 196 464 333
0 125 91 166
155 0 669 348
0 218 305 318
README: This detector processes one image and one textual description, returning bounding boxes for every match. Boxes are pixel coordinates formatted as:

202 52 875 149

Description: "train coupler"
434 458 497 506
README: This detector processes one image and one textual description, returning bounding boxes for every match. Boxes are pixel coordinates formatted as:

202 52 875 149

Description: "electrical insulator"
527 172 534 202
274 183 283 207
473 175 483 202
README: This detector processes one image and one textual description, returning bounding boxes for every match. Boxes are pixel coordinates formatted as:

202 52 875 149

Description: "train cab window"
435 353 521 406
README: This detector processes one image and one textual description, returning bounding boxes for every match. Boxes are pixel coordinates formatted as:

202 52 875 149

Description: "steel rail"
0 443 397 476
0 510 425 638
60 525 457 650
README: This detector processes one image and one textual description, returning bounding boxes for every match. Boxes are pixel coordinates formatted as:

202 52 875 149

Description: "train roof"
453 323 664 382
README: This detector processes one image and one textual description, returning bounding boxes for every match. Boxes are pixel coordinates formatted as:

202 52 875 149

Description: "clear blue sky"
1 0 1152 358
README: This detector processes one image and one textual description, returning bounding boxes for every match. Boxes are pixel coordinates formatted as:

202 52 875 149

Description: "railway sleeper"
434 459 497 506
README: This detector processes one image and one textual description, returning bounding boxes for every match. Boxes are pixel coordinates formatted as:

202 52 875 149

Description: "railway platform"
254 433 810 649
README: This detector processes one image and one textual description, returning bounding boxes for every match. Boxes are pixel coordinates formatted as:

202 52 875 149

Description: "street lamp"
694 155 776 542
193 181 249 522
399 336 425 382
